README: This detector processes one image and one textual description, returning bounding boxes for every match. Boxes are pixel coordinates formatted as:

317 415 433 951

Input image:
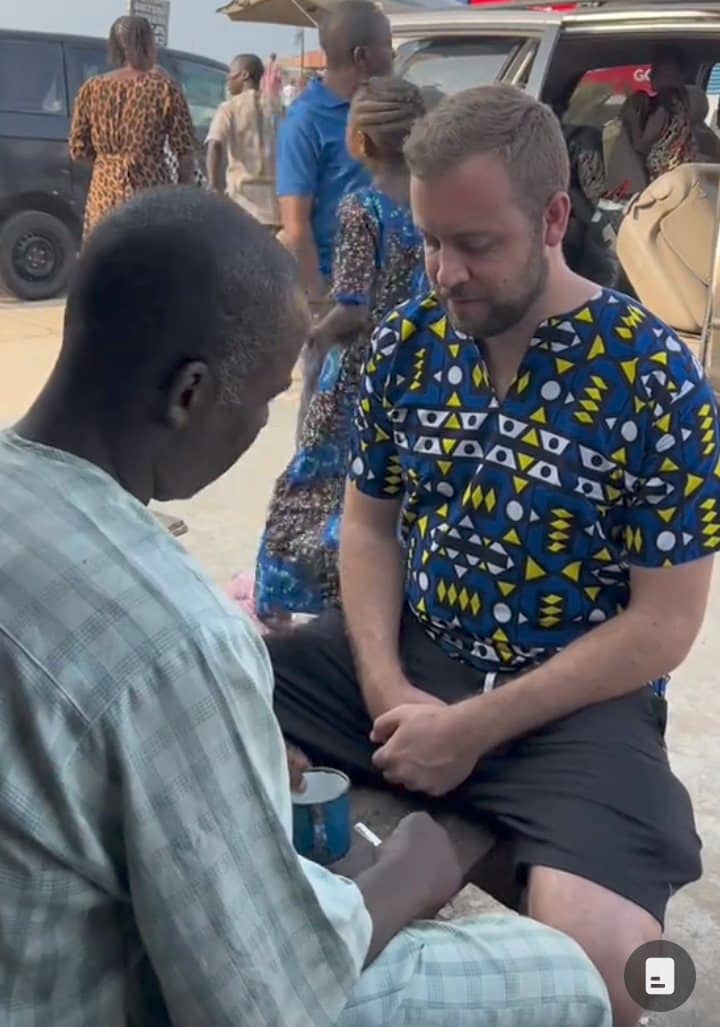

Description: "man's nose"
434 245 470 292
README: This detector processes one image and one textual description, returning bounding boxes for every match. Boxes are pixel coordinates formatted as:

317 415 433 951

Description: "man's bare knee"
528 866 662 1027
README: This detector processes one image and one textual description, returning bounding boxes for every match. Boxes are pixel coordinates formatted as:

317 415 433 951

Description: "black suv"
0 30 227 300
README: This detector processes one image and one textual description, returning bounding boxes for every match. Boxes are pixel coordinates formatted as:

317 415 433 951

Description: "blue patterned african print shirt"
349 289 720 679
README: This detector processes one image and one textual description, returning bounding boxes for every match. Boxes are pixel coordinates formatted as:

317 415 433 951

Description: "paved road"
2 298 718 1025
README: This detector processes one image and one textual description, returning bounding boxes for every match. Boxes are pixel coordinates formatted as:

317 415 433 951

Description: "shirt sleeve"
69 80 95 163
277 111 320 198
166 81 196 159
332 195 377 306
206 102 231 146
109 615 371 1026
348 314 404 500
623 347 720 567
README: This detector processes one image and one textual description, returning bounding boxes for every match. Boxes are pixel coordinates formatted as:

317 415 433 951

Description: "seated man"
268 85 718 1027
0 189 610 1026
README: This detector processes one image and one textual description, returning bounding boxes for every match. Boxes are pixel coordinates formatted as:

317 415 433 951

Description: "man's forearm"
281 224 324 298
339 513 405 694
453 606 684 755
206 141 224 192
354 856 430 966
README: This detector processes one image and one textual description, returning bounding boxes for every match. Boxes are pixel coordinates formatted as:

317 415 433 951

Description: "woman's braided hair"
109 15 156 70
350 76 426 161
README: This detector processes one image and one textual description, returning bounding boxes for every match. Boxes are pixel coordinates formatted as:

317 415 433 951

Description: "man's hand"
373 812 463 919
354 811 465 963
363 675 446 722
370 703 478 796
286 742 311 794
308 322 335 363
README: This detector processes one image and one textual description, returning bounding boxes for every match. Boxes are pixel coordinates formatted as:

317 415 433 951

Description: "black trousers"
268 608 702 926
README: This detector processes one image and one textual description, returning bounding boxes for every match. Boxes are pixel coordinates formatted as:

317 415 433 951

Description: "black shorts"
268 608 702 926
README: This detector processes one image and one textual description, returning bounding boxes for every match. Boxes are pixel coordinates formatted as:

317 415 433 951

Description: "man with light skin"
268 84 718 1026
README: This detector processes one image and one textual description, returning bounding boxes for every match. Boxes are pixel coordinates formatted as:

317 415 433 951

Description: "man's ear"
165 360 214 430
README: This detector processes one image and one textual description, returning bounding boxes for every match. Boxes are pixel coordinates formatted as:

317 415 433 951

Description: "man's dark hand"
286 743 310 794
376 811 463 919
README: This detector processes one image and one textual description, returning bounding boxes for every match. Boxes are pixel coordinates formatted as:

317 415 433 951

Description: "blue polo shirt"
277 80 370 278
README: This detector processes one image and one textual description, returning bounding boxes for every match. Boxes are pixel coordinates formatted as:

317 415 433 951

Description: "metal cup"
292 767 351 865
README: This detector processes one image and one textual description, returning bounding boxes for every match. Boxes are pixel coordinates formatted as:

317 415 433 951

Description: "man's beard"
445 243 549 340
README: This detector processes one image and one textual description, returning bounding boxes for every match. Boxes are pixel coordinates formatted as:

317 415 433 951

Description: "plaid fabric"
344 917 611 1027
0 431 610 1026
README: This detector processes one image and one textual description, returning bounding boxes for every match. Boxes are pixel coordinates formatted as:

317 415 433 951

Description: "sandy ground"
1 296 718 1025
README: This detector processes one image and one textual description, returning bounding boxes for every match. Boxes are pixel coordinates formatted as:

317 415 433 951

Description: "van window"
396 38 524 104
0 38 67 115
65 44 111 105
706 63 720 126
162 57 226 137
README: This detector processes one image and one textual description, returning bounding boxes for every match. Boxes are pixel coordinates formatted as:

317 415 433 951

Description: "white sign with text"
128 0 171 48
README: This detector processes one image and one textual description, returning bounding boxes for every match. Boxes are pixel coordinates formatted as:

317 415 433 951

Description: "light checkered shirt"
0 431 611 1027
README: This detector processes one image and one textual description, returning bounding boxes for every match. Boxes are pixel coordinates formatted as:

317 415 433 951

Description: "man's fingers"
371 744 389 770
287 744 311 792
370 708 403 743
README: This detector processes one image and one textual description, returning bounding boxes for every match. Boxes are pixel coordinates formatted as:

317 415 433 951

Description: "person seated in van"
69 15 196 237
622 44 697 182
686 84 720 162
206 54 281 231
553 86 623 284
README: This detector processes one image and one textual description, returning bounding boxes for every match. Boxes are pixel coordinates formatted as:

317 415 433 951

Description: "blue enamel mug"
292 767 351 865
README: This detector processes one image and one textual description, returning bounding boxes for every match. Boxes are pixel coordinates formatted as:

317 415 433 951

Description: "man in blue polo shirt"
269 85 719 1027
277 0 393 429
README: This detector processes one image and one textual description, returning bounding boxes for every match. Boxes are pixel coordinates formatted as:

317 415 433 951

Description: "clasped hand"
370 696 479 797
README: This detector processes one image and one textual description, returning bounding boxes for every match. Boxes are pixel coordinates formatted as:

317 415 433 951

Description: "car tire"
0 210 77 301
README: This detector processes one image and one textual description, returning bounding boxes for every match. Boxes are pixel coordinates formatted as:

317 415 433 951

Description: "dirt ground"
2 296 718 1024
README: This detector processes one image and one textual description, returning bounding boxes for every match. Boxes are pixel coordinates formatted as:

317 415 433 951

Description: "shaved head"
319 0 391 72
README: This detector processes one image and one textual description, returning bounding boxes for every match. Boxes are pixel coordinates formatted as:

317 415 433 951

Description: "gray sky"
0 0 316 64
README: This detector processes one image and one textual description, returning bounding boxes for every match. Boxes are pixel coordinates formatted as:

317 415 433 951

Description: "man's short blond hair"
404 84 570 218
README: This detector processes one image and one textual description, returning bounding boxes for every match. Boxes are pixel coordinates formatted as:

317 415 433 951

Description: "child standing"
255 77 426 623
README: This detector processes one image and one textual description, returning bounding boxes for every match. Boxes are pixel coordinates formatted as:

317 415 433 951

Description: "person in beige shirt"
206 54 280 229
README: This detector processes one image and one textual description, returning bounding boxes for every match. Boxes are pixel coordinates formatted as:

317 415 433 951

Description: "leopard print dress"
69 69 196 236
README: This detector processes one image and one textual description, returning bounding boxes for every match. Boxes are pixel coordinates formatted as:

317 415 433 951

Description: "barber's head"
405 84 570 339
319 1 393 85
60 189 307 501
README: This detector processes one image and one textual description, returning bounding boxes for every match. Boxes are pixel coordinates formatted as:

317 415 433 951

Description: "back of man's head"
319 0 388 70
404 83 570 220
61 189 299 413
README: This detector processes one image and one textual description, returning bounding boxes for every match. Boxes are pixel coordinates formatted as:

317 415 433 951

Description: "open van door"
702 187 720 396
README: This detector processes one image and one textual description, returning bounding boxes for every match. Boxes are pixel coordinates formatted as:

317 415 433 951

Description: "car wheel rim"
12 231 59 283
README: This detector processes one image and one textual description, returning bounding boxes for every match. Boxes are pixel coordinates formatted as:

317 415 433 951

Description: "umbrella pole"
289 0 318 27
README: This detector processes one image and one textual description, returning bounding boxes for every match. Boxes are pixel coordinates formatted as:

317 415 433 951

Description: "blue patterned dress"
256 185 424 616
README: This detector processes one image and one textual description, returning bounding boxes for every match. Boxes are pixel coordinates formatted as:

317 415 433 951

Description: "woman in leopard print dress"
69 16 196 237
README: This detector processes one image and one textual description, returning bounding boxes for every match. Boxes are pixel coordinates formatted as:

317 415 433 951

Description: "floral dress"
255 186 424 617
